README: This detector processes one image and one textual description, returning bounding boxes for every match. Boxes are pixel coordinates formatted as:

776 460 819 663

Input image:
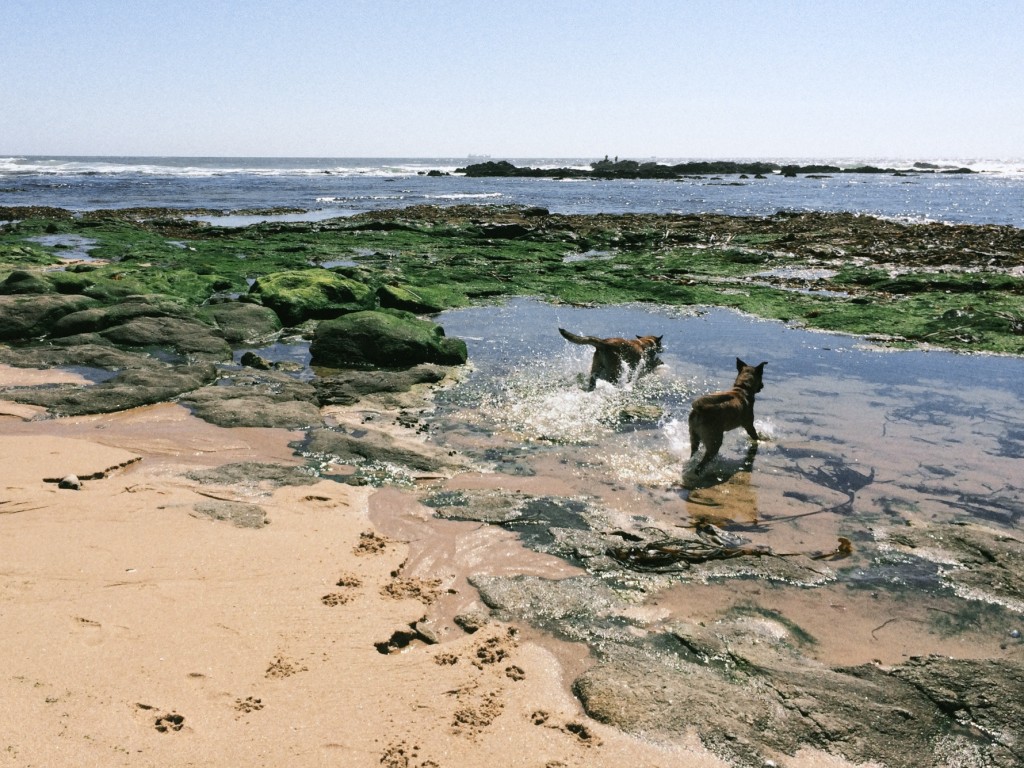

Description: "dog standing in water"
688 358 766 474
558 328 663 390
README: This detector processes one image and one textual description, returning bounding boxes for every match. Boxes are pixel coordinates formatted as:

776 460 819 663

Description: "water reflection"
433 298 1024 540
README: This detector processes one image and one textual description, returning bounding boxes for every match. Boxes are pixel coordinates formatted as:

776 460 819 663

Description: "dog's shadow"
680 443 759 491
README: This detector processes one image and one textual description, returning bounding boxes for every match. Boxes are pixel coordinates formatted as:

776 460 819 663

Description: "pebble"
58 474 81 490
1010 629 1021 639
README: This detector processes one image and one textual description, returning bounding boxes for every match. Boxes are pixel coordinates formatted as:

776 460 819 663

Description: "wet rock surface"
0 343 218 415
442 486 1024 768
314 364 448 406
191 500 269 528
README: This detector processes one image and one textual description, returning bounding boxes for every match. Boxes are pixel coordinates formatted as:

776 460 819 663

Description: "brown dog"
559 327 663 390
688 358 766 473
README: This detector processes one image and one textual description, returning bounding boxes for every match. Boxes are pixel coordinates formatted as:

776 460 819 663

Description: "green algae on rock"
310 310 468 369
2 205 1023 356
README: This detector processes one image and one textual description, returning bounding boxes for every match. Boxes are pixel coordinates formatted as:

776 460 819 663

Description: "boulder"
97 316 231 359
310 311 467 369
0 294 99 341
0 270 53 295
198 301 283 345
248 269 374 325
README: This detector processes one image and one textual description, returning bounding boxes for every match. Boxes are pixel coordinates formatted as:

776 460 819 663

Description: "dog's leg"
743 420 760 442
688 413 701 456
694 432 723 474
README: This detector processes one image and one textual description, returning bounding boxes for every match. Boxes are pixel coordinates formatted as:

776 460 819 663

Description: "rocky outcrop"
471 568 1024 768
180 369 321 429
0 344 218 416
314 364 448 406
457 159 975 179
309 311 468 369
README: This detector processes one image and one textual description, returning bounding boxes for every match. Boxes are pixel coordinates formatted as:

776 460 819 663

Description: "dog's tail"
559 328 602 347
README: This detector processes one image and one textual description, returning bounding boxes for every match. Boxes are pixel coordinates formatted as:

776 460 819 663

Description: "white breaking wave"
424 192 504 200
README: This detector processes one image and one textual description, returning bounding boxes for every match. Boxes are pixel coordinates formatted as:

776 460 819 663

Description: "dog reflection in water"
558 327 663 390
688 358 767 475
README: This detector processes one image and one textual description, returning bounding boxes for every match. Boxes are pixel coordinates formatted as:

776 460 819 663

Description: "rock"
301 426 456 473
1 351 218 416
97 316 231 359
192 500 268 528
0 270 54 295
198 301 282 345
186 462 320 490
309 311 467 369
181 370 320 429
58 474 81 490
475 569 1024 768
0 294 99 341
239 351 273 370
44 296 233 359
313 364 448 405
375 283 465 314
248 269 374 325
453 611 490 634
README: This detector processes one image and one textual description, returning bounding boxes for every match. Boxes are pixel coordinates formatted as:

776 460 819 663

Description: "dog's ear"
736 357 747 371
656 335 663 345
756 362 766 373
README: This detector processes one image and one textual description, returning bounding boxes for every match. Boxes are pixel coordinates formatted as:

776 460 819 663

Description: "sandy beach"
1 364 735 768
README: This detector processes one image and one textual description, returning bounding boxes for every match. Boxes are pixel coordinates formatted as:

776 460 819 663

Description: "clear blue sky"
2 0 1021 158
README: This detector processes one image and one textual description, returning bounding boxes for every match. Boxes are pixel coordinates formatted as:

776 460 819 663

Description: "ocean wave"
0 156 466 178
423 192 504 200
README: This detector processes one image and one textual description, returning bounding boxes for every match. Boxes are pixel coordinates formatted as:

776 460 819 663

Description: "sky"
2 0 1022 159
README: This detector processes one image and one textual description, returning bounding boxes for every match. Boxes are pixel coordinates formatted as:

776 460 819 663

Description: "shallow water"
431 299 1024 559
25 234 99 261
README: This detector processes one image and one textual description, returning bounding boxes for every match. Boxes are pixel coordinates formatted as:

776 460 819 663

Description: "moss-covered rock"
310 310 468 369
249 269 374 325
0 270 53 295
376 283 468 313
0 294 99 340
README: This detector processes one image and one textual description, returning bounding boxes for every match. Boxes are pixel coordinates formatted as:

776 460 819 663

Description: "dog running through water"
558 328 663 390
688 358 767 474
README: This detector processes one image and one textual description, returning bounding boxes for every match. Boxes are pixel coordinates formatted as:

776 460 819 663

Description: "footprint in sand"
529 709 602 747
380 576 442 605
135 703 186 733
321 572 363 606
265 655 308 679
379 740 439 768
353 530 391 556
71 616 104 646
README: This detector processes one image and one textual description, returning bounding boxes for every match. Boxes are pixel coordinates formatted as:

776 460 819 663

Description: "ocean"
2 155 1023 227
